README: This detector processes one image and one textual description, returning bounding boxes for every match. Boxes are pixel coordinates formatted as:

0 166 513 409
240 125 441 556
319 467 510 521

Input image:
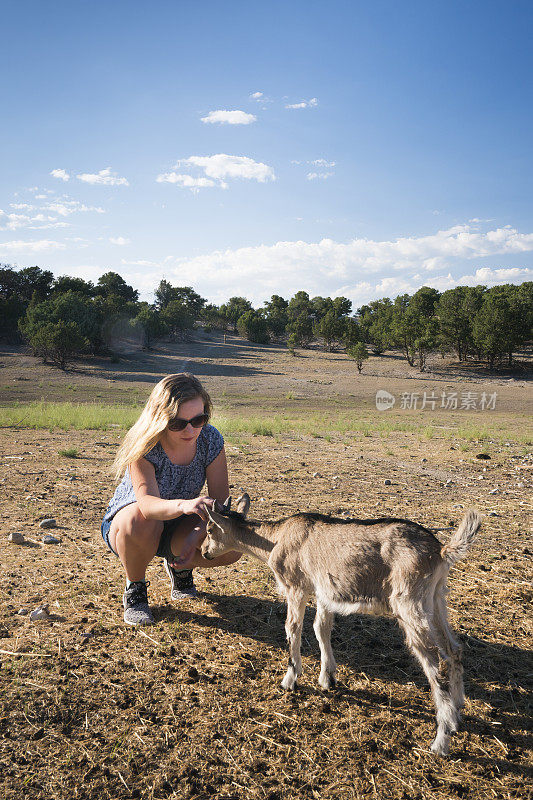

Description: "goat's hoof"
319 672 337 691
429 739 450 757
281 677 297 691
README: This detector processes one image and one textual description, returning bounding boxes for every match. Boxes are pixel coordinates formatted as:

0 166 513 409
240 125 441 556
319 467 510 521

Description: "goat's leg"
396 607 459 756
281 590 309 690
313 600 337 689
433 587 465 713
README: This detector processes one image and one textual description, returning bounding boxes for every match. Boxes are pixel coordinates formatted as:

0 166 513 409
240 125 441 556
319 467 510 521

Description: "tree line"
0 264 531 371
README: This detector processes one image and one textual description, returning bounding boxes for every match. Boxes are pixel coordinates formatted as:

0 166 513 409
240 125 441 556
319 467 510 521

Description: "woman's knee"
115 509 163 547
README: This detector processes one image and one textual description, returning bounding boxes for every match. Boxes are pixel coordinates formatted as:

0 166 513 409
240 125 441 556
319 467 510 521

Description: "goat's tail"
441 508 482 567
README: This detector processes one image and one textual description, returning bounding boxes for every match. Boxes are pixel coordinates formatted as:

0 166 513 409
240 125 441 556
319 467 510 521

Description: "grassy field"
0 339 531 800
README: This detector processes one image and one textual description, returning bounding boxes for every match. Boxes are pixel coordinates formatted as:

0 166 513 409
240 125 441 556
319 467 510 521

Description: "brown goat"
203 495 481 756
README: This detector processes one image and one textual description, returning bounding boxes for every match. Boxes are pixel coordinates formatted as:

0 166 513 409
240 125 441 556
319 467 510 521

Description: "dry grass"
0 424 531 800
0 339 531 799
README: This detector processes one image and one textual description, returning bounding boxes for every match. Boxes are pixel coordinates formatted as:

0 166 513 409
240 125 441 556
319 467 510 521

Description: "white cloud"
157 223 533 306
121 258 159 267
156 173 218 191
0 211 30 231
47 200 105 216
285 97 318 109
1 195 106 232
201 110 257 125
250 91 263 100
50 168 70 182
157 154 275 191
307 172 334 180
77 167 129 186
0 209 67 231
310 159 335 167
459 266 533 284
0 239 66 254
109 236 130 245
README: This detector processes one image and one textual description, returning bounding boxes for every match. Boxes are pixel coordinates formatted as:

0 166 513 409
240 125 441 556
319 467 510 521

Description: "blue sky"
1 0 532 307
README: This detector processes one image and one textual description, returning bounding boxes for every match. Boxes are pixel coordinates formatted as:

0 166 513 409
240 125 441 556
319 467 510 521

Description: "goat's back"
269 514 444 607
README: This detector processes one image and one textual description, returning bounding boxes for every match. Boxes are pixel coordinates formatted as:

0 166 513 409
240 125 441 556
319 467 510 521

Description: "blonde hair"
112 373 212 482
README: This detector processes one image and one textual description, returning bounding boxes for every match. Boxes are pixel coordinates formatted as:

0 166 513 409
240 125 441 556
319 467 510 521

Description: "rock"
445 479 452 485
43 534 60 544
30 605 50 621
39 519 57 529
312 472 320 478
384 479 392 485
476 453 491 460
421 458 427 462
17 608 29 616
488 511 499 517
489 488 499 494
8 532 25 544
517 482 524 488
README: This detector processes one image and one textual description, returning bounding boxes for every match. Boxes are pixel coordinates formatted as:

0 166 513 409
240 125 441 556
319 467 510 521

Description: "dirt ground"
0 337 532 799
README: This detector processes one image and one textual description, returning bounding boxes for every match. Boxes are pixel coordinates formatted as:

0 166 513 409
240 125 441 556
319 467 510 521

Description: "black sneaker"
122 580 154 626
164 562 198 601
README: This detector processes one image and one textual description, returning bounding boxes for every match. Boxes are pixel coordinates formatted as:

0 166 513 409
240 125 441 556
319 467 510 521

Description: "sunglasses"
167 412 209 432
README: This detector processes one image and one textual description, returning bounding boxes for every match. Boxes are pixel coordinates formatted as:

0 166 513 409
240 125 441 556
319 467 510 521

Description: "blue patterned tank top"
103 424 224 521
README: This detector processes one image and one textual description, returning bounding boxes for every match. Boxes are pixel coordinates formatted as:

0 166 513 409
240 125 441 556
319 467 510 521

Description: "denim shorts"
101 511 179 560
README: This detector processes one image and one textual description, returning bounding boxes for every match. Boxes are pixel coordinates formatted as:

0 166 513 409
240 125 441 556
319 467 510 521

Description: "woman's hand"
179 496 214 522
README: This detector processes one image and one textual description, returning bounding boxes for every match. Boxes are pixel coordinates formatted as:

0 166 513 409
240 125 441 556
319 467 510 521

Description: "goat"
203 495 481 756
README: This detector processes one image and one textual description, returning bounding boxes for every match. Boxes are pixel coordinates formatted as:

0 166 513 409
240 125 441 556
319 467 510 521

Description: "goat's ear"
236 492 250 518
206 506 233 533
213 497 231 515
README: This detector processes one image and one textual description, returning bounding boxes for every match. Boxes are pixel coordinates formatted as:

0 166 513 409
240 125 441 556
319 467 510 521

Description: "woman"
101 372 241 626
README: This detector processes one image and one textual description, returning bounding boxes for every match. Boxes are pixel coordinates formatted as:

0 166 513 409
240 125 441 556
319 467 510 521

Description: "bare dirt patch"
0 338 532 799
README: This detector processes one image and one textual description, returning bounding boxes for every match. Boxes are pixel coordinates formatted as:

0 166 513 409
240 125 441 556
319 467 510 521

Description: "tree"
472 284 530 368
160 300 195 337
390 289 440 370
200 303 227 330
436 286 485 361
0 265 23 299
313 309 345 351
95 272 138 303
310 296 332 322
154 280 206 318
220 297 253 331
287 310 313 347
357 298 394 354
347 342 369 372
287 291 313 346
332 296 352 318
17 266 54 302
51 276 95 297
135 305 168 347
154 279 175 310
237 310 269 343
264 294 289 337
343 317 362 349
19 291 101 353
287 332 298 355
28 321 89 370
390 295 417 366
409 287 441 370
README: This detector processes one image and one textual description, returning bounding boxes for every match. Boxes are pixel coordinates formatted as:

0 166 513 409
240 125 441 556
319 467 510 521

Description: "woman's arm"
206 447 230 502
130 459 212 521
